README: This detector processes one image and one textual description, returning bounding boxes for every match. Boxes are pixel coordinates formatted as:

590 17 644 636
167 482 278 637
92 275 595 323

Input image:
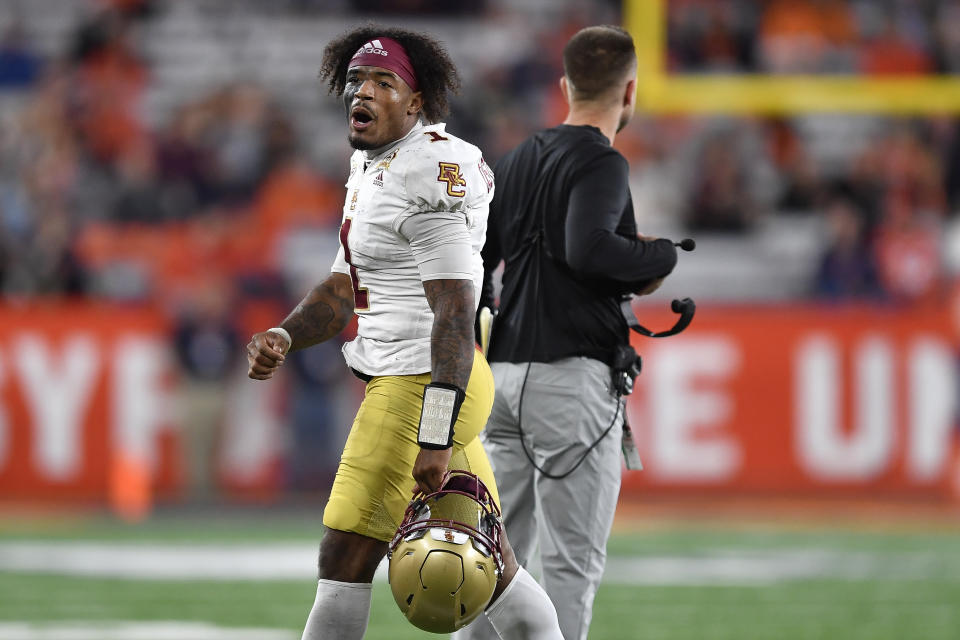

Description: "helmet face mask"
388 470 504 633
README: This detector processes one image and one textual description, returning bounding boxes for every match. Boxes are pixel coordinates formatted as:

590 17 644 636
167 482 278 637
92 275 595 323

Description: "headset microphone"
621 237 697 338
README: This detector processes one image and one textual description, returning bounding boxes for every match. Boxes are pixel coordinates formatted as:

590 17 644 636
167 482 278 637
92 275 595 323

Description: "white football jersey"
332 122 495 376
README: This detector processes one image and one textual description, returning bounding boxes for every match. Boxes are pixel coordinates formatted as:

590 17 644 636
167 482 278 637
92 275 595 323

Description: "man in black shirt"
456 26 677 640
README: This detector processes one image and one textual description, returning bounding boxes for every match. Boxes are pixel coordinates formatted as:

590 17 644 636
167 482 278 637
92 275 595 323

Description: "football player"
245 26 562 640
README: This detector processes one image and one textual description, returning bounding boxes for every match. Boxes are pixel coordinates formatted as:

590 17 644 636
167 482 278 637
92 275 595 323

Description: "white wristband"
266 327 292 352
417 383 465 450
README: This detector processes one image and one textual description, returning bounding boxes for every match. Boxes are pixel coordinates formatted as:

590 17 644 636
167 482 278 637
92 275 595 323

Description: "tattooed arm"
412 277 476 493
423 278 476 389
246 272 355 380
279 273 355 351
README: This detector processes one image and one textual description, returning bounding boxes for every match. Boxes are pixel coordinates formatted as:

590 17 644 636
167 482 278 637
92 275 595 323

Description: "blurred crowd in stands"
1 0 959 495
1 0 955 305
660 0 960 305
668 0 960 74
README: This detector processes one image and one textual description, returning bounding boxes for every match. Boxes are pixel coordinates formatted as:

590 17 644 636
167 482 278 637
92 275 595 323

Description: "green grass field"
2 508 959 639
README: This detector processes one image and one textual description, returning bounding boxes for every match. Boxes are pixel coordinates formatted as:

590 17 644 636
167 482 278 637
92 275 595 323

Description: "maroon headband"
349 36 419 91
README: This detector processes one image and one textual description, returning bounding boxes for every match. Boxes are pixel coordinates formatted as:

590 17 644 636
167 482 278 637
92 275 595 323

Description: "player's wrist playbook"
417 382 465 449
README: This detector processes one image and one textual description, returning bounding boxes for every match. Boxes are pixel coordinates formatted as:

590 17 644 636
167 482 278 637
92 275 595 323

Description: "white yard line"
0 542 318 580
1 542 956 585
0 621 296 640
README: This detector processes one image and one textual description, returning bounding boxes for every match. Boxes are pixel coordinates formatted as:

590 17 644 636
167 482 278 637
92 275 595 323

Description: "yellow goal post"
624 0 960 114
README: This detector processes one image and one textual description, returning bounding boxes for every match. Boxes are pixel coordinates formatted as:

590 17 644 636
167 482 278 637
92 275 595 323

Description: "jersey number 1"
339 218 370 311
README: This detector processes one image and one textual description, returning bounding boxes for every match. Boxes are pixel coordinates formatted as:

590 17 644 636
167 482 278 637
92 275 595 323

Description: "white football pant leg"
301 579 372 640
483 566 562 640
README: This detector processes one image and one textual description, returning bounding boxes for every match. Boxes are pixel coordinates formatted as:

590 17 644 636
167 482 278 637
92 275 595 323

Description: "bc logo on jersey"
437 162 466 197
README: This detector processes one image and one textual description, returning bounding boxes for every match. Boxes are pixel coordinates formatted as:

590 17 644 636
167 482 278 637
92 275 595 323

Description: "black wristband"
417 382 466 450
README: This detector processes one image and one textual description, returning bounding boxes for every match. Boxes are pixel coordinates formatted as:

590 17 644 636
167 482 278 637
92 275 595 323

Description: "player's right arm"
246 272 355 380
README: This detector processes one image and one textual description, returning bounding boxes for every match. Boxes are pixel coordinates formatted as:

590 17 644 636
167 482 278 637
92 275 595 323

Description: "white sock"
300 579 372 640
484 566 563 640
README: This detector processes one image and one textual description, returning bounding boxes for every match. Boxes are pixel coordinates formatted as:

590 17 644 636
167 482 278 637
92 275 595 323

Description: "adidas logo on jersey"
355 40 388 57
373 170 384 188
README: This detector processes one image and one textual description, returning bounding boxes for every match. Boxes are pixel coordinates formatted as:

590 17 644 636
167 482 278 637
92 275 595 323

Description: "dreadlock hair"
319 24 461 124
562 25 636 102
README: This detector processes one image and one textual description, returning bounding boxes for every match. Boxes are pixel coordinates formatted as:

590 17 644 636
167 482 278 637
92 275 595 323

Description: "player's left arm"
398 146 484 493
411 277 474 493
424 277 475 391
403 214 476 493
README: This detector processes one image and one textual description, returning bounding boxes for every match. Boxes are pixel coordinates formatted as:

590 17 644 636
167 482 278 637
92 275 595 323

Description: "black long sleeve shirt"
480 125 677 366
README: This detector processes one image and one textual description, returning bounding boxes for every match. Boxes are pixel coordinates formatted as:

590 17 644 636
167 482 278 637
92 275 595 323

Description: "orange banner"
0 303 178 504
623 303 959 498
0 302 957 505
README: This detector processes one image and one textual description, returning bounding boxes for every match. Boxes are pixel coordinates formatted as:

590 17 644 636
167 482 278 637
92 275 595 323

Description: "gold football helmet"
388 470 504 633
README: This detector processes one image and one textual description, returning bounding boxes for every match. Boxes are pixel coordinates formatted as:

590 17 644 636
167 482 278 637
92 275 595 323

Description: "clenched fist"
246 330 291 380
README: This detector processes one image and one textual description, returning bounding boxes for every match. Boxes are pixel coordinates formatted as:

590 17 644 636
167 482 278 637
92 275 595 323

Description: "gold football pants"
323 351 499 542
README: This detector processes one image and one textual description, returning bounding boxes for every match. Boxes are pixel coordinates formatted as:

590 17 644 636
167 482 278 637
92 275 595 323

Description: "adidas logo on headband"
356 40 388 57
349 36 418 90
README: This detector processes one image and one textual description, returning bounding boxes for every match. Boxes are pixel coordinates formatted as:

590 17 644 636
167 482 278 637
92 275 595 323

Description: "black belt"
350 368 373 383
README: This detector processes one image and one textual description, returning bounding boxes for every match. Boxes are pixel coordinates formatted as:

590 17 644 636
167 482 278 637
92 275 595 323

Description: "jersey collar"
361 120 427 165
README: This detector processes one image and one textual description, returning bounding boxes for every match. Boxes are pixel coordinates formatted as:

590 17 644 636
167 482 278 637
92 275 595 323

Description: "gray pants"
453 357 623 640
